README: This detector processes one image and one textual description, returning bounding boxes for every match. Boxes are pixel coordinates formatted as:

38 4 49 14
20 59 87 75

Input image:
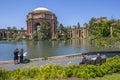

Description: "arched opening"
32 23 41 40
40 21 51 40
37 25 40 31
35 23 41 31
33 22 51 40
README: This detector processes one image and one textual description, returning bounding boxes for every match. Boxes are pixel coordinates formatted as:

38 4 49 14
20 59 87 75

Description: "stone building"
68 24 88 38
94 17 107 23
0 27 26 39
26 7 57 39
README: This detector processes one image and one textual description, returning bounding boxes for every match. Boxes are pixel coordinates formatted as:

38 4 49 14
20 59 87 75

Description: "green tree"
88 17 96 36
58 23 69 39
95 21 110 37
88 17 115 38
32 31 38 40
12 26 18 34
12 26 19 40
113 20 120 37
77 22 80 28
38 22 51 40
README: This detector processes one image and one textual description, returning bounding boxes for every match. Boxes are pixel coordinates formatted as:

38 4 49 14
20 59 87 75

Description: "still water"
0 39 120 61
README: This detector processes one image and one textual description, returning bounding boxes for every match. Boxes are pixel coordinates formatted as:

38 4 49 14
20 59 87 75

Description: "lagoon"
0 39 120 61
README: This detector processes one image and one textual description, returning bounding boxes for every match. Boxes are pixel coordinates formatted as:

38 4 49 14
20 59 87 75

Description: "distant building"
95 17 107 23
0 27 26 39
68 24 88 38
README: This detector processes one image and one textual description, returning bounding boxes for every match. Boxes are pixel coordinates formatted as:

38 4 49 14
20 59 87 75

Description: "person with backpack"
19 48 24 63
13 48 19 64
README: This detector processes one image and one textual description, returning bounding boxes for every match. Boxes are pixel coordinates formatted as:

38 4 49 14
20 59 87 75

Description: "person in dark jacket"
79 55 87 65
14 48 19 64
95 53 102 65
19 48 24 63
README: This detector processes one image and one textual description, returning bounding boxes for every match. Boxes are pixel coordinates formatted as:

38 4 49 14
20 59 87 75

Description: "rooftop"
33 7 50 11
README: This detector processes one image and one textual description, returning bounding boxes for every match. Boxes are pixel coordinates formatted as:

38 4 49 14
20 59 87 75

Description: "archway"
33 22 51 40
35 23 41 31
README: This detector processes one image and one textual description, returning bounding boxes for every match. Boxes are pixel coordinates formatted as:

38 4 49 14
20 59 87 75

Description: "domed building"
26 7 57 39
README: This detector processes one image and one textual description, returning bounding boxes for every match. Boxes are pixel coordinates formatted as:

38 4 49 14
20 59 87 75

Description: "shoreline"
0 51 120 70
0 53 83 64
1 51 120 64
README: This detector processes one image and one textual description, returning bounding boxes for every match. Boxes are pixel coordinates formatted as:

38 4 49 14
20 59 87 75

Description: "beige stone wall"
69 25 88 39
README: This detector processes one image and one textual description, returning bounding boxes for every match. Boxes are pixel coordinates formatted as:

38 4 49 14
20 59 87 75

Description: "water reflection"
68 39 89 53
0 39 120 61
25 41 58 59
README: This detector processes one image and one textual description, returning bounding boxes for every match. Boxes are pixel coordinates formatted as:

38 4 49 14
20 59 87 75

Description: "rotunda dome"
33 7 50 11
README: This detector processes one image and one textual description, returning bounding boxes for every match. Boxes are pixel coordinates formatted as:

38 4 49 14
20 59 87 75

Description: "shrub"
0 68 9 80
0 56 120 80
23 58 30 63
41 57 48 60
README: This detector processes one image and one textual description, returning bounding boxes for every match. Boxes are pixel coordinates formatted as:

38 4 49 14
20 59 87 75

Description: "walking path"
0 56 82 70
0 53 106 70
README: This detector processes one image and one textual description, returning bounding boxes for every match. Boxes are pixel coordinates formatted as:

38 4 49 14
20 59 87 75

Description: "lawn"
95 73 120 80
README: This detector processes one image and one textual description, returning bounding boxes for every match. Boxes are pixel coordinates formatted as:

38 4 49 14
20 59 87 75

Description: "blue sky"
0 0 120 29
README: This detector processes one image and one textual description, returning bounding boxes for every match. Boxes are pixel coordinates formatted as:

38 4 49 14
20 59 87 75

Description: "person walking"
19 48 24 63
13 48 19 64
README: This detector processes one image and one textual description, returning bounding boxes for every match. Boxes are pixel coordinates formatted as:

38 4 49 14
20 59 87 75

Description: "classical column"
30 22 32 34
51 21 56 39
2 31 4 38
52 23 55 39
86 28 88 37
27 22 29 34
110 24 114 37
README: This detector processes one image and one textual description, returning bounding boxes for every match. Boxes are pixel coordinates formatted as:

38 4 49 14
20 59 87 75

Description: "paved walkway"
0 56 82 70
0 54 107 70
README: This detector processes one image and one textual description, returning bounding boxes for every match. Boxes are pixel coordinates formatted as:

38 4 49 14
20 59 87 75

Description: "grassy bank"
95 73 120 80
93 37 120 47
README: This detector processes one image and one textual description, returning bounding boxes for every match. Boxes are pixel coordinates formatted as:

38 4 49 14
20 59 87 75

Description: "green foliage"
0 56 120 80
113 20 120 37
32 22 51 40
58 23 70 39
39 22 51 40
96 73 120 80
89 20 110 38
64 64 79 77
77 22 80 28
0 67 9 80
32 31 38 40
23 58 30 63
41 57 48 60
95 39 107 46
12 26 18 34
88 17 120 38
94 38 120 46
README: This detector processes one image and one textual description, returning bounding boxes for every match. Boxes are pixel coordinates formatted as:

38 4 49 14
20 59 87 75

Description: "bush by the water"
0 56 120 80
94 38 120 46
23 58 30 63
